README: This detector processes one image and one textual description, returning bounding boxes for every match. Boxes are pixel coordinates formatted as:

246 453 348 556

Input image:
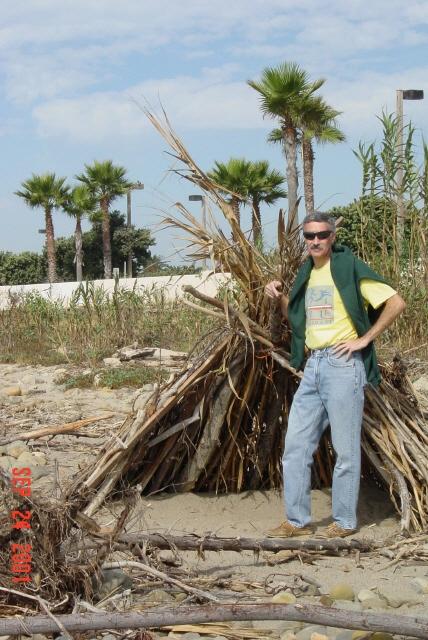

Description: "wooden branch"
110 532 373 553
1 603 428 638
0 414 114 445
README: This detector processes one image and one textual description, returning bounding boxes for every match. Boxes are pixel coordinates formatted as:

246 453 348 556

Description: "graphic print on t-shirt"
306 285 334 326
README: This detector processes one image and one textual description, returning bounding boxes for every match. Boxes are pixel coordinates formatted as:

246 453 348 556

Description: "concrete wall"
0 271 231 309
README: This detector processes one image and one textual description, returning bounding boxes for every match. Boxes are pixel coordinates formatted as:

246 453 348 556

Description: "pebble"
253 620 300 633
361 596 388 610
0 455 16 470
280 633 297 640
410 577 428 594
143 588 175 604
17 451 38 466
95 569 133 599
310 634 329 640
103 357 122 367
334 632 353 640
329 583 355 601
357 588 375 602
272 591 297 604
3 386 22 396
159 550 181 566
6 441 28 458
181 633 201 640
32 451 47 466
296 626 329 640
333 601 363 612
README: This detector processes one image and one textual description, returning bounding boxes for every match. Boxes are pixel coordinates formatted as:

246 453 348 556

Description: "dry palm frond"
69 110 428 532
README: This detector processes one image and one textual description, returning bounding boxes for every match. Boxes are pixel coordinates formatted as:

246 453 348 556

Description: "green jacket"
288 244 389 386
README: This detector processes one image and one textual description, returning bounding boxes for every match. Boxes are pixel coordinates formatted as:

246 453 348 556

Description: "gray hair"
302 211 336 232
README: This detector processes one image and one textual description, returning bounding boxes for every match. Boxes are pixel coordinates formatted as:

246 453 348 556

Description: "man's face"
303 222 335 261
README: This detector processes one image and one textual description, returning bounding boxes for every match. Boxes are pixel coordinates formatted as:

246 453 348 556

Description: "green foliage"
76 160 132 202
15 173 70 212
0 285 217 365
53 211 155 281
0 251 46 285
58 365 168 389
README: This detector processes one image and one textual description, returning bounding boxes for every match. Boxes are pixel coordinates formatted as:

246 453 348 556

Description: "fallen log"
0 414 114 445
111 532 373 553
1 603 428 638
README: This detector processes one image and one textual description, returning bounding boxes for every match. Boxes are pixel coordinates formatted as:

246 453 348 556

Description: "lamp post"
126 181 144 277
396 89 424 249
189 194 208 268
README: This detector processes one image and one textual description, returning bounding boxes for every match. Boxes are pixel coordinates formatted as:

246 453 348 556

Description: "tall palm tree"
64 185 97 281
301 103 345 215
207 158 251 227
248 62 324 228
76 160 131 278
246 161 287 244
15 173 70 283
269 101 345 215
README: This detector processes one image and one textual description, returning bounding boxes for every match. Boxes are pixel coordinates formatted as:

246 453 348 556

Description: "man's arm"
265 280 289 320
333 293 406 357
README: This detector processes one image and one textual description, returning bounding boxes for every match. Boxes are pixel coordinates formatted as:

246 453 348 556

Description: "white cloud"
33 71 263 141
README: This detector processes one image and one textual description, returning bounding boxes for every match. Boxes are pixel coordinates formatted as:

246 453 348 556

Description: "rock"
413 374 428 394
0 455 17 470
272 591 297 604
304 584 320 596
361 596 387 610
351 633 369 640
280 633 297 640
143 589 175 604
32 466 50 481
3 386 22 396
17 451 37 466
159 550 181 566
181 633 201 640
334 632 353 640
371 634 394 640
296 626 328 640
253 620 300 633
95 569 133 599
174 592 187 602
32 451 47 466
103 357 122 368
329 583 355 601
310 634 329 640
410 577 428 594
319 595 333 607
53 368 67 383
6 440 29 458
357 588 375 602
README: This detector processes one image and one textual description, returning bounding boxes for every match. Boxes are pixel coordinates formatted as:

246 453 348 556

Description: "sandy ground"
1 362 428 638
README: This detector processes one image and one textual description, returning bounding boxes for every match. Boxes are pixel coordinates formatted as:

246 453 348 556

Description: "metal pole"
127 190 132 278
396 89 404 252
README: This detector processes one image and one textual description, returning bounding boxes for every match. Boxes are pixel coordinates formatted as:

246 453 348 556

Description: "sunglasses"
303 230 332 240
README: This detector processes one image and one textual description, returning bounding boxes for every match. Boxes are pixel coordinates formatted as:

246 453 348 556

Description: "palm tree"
15 173 70 283
246 161 287 244
64 185 97 281
76 160 131 278
207 158 252 227
301 103 345 215
248 62 324 228
269 101 345 215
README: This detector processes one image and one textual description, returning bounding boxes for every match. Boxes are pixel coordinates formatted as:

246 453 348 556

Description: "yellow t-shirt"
305 261 396 349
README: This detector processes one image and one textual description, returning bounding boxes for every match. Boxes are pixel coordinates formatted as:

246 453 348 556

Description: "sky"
1 1 428 265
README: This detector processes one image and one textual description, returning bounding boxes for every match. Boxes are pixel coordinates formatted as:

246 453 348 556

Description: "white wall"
0 271 231 309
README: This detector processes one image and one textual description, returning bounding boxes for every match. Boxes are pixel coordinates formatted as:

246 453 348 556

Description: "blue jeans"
283 347 366 529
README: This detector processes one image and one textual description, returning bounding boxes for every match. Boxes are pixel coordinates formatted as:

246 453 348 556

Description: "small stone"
143 589 175 604
181 634 201 640
6 441 28 458
272 591 297 604
361 596 388 610
95 569 133 599
280 633 297 640
304 584 320 596
357 588 375 602
17 451 37 466
329 583 355 601
3 386 22 396
410 577 428 594
174 592 187 602
319 595 333 607
103 357 122 368
159 550 181 566
296 627 328 640
310 634 329 640
253 621 299 633
335 632 353 640
0 455 16 470
32 451 47 466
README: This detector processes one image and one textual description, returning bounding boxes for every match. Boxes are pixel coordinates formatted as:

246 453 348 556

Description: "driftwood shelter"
70 111 428 533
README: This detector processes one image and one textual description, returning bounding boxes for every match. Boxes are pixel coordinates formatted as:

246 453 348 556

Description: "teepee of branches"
69 110 428 532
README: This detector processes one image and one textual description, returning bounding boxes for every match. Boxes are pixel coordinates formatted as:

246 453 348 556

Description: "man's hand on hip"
332 337 370 359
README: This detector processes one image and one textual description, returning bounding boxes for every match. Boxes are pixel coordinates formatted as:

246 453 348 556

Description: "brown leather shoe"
322 522 357 538
266 521 313 538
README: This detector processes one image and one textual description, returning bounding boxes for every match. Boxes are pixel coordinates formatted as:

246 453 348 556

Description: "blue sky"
1 1 428 265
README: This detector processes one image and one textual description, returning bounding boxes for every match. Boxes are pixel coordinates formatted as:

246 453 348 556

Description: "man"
265 212 405 538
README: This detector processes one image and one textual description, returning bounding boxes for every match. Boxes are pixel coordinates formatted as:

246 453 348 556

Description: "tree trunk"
252 198 262 245
282 124 299 229
302 137 315 215
45 207 56 283
101 197 112 279
75 216 83 282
